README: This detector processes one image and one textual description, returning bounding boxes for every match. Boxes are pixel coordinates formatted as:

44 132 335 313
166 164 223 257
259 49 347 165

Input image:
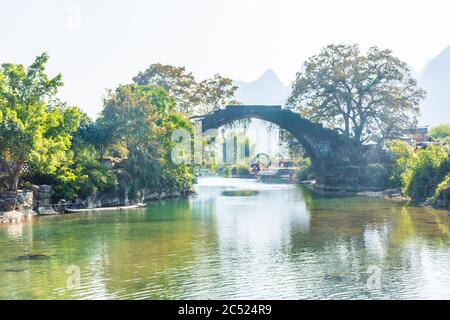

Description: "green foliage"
296 157 314 181
280 129 306 159
216 164 230 177
133 63 198 114
288 44 425 145
0 53 80 191
32 145 117 201
216 164 251 178
0 57 247 203
433 173 450 203
72 111 113 159
402 145 450 202
29 109 118 201
133 63 238 115
197 74 239 114
387 140 413 188
429 124 450 142
233 164 251 178
99 84 196 194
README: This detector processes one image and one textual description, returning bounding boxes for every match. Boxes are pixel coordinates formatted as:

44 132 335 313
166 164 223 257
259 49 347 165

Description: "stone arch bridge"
193 105 374 189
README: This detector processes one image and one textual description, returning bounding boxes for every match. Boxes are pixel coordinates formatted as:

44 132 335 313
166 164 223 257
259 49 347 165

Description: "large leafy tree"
32 110 117 201
0 53 80 192
288 44 426 145
133 63 199 114
133 63 238 115
73 112 114 160
197 74 239 114
98 84 194 193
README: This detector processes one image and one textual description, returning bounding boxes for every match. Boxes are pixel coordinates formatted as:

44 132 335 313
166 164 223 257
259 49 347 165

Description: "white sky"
1 0 449 118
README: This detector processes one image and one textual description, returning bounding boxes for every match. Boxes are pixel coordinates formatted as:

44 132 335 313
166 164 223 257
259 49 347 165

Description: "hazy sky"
1 0 449 118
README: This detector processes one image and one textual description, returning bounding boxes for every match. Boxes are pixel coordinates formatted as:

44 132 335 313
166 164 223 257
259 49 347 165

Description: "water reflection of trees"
101 198 221 299
286 191 450 298
0 200 221 299
299 189 450 246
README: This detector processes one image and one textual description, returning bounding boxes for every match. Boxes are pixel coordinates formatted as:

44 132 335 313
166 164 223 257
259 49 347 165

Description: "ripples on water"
1 177 450 299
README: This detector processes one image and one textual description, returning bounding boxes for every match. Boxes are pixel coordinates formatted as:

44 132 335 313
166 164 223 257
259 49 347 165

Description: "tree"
0 53 80 192
73 111 113 160
387 140 413 188
288 44 426 145
403 145 450 202
37 110 117 201
429 124 450 142
99 84 195 193
133 64 239 115
133 63 199 114
197 74 239 114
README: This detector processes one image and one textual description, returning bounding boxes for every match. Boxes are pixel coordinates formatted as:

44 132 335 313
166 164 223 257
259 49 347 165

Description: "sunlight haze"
1 0 449 118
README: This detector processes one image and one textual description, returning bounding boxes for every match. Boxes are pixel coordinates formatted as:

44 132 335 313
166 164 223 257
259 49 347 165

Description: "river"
1 177 450 299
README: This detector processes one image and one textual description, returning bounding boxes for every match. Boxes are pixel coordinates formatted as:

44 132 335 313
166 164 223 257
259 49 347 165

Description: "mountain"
418 46 450 126
231 69 291 156
234 69 291 105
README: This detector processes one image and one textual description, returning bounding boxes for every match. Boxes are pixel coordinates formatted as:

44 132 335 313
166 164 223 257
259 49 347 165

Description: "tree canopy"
288 44 426 145
133 63 198 114
0 53 80 192
98 84 195 193
133 63 238 115
429 124 450 142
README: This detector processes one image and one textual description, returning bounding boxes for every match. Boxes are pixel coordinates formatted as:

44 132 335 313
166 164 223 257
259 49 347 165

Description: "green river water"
1 177 450 300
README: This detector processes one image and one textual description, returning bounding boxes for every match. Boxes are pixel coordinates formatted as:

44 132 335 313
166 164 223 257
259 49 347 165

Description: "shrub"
387 140 413 188
30 146 117 201
403 145 450 202
433 173 450 208
296 158 314 181
429 124 450 142
235 164 251 178
216 165 231 177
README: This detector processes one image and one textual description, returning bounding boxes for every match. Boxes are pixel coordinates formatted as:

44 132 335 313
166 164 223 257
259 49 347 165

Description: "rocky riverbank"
0 185 196 225
299 179 393 196
0 210 33 224
355 188 408 202
0 191 34 224
432 186 450 210
300 179 450 210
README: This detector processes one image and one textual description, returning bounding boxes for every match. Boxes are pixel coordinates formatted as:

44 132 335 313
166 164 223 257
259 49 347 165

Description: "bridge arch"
196 105 360 186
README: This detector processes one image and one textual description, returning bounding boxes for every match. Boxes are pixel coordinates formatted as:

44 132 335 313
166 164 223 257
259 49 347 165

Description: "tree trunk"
8 174 20 192
354 129 363 146
344 116 350 137
1 159 21 192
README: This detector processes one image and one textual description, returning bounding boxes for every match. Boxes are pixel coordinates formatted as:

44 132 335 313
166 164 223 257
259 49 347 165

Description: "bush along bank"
387 141 450 210
216 164 254 179
1 56 199 223
298 141 450 210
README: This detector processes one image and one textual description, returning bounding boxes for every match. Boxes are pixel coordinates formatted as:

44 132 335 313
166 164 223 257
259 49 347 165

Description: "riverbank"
0 188 197 225
65 204 146 214
300 179 450 211
0 210 33 224
299 179 394 196
0 204 149 225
